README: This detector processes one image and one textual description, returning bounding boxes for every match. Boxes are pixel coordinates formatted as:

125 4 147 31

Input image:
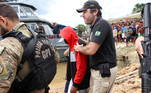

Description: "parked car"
0 0 68 62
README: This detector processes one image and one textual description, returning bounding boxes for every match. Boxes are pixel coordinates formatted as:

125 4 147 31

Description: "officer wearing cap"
74 0 117 93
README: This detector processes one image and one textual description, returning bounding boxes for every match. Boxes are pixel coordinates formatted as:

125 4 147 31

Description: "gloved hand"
98 63 111 77
78 39 86 46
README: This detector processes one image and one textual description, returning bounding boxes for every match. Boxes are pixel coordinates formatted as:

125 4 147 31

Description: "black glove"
78 39 86 46
98 63 111 77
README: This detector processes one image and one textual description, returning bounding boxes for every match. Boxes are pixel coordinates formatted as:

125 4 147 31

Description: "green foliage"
132 3 144 14
76 24 86 37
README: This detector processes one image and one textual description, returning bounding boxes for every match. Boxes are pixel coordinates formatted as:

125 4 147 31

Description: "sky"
22 0 151 27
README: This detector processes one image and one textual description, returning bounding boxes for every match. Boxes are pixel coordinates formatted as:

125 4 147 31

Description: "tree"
76 24 86 37
132 3 144 14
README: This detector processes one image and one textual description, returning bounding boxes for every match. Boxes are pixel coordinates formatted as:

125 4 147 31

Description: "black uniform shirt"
89 17 117 68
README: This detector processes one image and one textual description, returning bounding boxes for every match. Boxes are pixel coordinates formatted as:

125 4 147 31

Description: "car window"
42 24 54 35
26 23 38 31
11 5 19 13
21 6 36 17
11 4 37 18
24 23 54 36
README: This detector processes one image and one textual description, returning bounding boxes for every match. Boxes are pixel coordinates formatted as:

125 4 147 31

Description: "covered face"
59 26 78 51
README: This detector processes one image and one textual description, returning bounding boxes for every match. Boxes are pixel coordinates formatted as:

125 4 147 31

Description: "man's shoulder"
99 18 109 23
0 37 23 57
1 37 22 47
96 19 111 30
95 18 111 28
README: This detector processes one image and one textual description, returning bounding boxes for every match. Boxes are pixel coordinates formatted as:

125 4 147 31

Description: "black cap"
76 0 102 13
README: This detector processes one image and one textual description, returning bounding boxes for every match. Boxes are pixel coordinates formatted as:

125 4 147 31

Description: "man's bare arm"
74 42 100 55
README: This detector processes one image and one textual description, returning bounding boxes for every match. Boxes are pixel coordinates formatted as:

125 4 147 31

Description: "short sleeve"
90 20 111 44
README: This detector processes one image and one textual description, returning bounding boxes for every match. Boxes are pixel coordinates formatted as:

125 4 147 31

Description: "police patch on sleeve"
95 31 101 36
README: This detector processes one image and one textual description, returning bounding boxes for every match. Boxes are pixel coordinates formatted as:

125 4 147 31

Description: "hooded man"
60 26 90 93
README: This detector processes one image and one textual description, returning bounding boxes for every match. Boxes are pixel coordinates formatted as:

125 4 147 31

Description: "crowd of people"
112 19 144 46
0 0 149 93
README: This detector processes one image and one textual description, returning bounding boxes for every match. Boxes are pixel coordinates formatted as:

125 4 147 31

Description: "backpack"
3 23 57 93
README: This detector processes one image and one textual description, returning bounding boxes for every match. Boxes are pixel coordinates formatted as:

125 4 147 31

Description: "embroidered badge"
95 31 101 36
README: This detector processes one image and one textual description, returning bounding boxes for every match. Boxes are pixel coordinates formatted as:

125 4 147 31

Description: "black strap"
22 36 36 63
2 30 31 48
22 34 47 62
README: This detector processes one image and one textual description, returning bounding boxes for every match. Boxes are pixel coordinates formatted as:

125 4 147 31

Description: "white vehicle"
0 0 68 62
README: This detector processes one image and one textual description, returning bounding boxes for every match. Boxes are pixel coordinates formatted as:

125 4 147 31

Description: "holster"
98 63 111 77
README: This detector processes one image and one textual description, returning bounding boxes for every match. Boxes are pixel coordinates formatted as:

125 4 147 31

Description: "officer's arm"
135 36 144 58
74 22 109 55
0 37 23 93
74 42 100 55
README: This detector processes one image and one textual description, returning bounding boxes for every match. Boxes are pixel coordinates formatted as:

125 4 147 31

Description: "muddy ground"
49 43 142 93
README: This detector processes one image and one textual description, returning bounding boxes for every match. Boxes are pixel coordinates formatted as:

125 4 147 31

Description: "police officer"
0 3 23 93
74 0 117 93
0 3 50 93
